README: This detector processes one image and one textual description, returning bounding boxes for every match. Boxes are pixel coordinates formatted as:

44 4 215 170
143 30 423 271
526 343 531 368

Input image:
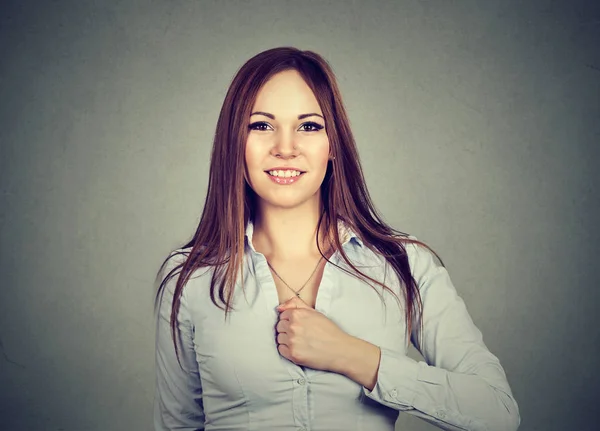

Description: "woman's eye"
248 122 271 131
248 121 324 132
300 122 324 132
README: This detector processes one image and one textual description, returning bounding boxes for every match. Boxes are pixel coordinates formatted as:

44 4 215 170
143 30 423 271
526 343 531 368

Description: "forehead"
252 70 322 115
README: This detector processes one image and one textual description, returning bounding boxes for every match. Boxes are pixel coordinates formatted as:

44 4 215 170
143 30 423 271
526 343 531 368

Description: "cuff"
362 346 419 410
362 346 448 412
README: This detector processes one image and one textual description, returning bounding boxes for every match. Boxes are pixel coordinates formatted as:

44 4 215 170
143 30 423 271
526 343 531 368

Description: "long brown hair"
154 46 444 367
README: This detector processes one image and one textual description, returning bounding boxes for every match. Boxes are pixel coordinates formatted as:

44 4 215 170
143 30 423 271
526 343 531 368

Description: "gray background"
1 0 598 430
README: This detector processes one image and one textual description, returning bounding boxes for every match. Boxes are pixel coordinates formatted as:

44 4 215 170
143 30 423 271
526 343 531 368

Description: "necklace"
266 255 325 300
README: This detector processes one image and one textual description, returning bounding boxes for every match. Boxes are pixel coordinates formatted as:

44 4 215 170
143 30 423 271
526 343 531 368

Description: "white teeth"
268 170 302 177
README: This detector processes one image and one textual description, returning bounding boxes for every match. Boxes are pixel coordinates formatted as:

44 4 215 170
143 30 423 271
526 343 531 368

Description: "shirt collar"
245 218 363 253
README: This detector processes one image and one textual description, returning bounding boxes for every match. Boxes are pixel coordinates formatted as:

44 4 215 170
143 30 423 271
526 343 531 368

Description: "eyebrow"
250 111 324 120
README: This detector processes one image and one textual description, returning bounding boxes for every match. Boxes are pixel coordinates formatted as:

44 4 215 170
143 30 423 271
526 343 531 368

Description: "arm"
154 252 205 431
339 241 520 431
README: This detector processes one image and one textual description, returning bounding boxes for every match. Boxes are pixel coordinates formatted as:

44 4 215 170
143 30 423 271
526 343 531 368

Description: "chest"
187 257 409 413
269 258 327 309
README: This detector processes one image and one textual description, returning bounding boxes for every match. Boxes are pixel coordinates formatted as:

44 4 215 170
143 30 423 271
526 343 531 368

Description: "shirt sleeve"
362 240 521 431
154 251 205 431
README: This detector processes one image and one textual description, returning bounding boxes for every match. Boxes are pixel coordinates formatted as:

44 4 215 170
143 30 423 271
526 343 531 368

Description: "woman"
154 47 520 431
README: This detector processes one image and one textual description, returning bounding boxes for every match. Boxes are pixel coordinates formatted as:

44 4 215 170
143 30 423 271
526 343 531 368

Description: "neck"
252 201 333 261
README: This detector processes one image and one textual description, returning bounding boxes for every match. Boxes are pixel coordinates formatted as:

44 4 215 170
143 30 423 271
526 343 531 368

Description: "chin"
257 189 320 209
262 197 310 209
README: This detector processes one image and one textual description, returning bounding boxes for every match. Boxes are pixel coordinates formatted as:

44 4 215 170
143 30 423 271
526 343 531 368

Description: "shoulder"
156 246 215 312
160 247 192 279
357 232 434 273
158 246 216 292
397 234 445 281
402 234 433 258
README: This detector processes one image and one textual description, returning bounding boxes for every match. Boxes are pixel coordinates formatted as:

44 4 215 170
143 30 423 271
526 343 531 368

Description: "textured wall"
0 1 598 430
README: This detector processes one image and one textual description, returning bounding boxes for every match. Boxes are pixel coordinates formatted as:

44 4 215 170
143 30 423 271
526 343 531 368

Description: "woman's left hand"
275 295 352 372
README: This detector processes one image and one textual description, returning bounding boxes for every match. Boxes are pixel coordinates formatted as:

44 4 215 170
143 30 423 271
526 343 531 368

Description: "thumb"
277 295 308 311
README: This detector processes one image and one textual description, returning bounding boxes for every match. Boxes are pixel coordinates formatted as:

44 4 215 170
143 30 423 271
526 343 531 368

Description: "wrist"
334 335 381 391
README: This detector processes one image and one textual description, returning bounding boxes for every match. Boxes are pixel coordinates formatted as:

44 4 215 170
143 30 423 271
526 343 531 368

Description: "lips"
264 167 305 173
265 171 305 185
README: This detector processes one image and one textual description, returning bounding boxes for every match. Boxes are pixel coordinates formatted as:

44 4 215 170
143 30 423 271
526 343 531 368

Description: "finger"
276 332 289 345
277 343 291 360
293 296 311 309
277 296 296 310
277 296 309 311
275 319 289 333
277 302 294 312
278 309 292 321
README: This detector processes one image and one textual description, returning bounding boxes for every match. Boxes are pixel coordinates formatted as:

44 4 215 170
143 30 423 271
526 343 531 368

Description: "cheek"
311 138 330 166
244 142 260 188
244 139 260 169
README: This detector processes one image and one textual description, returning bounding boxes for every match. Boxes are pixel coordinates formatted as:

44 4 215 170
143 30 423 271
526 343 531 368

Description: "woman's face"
245 69 330 210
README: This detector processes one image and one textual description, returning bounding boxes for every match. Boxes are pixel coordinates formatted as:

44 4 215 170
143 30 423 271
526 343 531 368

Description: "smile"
265 171 305 185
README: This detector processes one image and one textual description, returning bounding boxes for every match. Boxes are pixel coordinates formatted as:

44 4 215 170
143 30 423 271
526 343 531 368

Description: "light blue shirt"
154 220 520 431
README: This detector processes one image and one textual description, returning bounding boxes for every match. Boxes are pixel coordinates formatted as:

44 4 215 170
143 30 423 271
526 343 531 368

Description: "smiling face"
245 69 331 211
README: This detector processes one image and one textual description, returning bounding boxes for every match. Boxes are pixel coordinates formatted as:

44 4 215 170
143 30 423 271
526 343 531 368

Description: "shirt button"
390 389 398 398
297 378 306 385
437 410 446 419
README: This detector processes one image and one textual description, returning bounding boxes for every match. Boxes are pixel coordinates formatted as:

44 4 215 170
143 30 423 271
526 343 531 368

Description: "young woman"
154 47 520 431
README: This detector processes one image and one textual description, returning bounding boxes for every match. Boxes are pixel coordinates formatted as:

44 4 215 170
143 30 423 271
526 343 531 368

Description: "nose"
271 129 298 159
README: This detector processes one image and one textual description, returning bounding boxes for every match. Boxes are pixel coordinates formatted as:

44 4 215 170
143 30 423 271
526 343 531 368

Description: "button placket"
292 373 309 430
